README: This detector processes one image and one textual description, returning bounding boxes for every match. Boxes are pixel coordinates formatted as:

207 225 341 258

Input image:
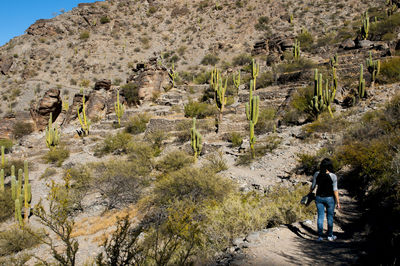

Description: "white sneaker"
327 235 337 241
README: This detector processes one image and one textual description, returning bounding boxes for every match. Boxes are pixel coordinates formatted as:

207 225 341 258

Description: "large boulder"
30 89 62 131
86 91 106 120
26 19 62 36
340 39 355 50
0 56 13 75
62 93 85 126
94 79 111 91
127 62 170 102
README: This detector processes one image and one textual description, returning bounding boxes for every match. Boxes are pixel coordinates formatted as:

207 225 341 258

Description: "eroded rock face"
127 62 170 102
0 56 13 75
94 79 111 91
0 112 33 139
86 91 106 120
62 93 85 126
30 88 62 131
26 19 62 36
30 48 50 60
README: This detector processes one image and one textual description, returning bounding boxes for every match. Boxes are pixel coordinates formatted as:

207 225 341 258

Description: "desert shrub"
100 16 110 24
0 227 43 256
121 82 140 106
96 132 133 156
236 136 282 166
184 100 216 118
3 159 30 177
200 54 219 65
369 12 400 41
0 139 13 152
277 58 315 73
203 151 228 173
255 16 270 31
124 113 150 134
0 189 13 222
39 167 57 179
127 141 156 165
232 54 252 66
79 31 90 40
296 29 313 51
92 159 151 208
228 132 243 147
296 148 338 175
377 57 400 84
302 113 348 136
43 146 70 167
175 120 192 142
145 130 168 155
12 122 33 139
66 165 93 211
256 71 274 89
152 167 233 206
156 150 194 174
255 108 276 135
282 86 314 124
193 71 212 84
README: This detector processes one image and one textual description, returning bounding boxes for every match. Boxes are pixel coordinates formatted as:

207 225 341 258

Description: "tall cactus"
310 69 336 118
361 11 369 40
0 169 4 193
45 113 60 150
114 89 125 126
23 161 31 224
233 70 241 93
168 62 178 88
1 146 5 169
77 94 91 136
190 118 202 162
15 198 23 227
359 64 366 98
293 39 301 60
366 51 380 84
212 68 227 131
246 79 260 159
11 175 16 200
251 59 259 90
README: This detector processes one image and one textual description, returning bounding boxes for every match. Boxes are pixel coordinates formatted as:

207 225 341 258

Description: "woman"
310 158 341 241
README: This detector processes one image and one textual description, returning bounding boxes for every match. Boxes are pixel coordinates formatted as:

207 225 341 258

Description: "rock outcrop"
0 56 13 75
94 79 112 91
30 88 62 131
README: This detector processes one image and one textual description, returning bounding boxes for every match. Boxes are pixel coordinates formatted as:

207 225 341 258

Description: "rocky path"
218 189 364 265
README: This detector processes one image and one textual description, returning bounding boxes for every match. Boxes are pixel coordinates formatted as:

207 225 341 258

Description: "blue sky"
0 0 102 46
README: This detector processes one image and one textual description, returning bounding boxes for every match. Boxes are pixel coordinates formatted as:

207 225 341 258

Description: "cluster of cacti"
77 94 91 136
190 118 202 162
359 64 366 98
366 51 380 84
361 11 369 40
45 113 61 150
310 69 336 118
293 39 300 60
168 62 178 88
114 89 125 126
246 60 260 158
9 161 31 227
211 67 227 131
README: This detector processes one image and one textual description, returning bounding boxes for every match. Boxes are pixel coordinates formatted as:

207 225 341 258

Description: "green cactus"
168 62 178 88
17 169 22 200
11 175 16 200
45 113 61 150
15 198 23 227
361 11 369 40
251 59 259 90
0 169 4 193
293 39 300 60
211 67 227 131
190 118 202 162
62 96 69 112
1 146 4 169
11 165 15 178
309 69 336 118
24 161 31 224
114 89 125 126
359 64 366 98
366 51 380 84
233 70 241 93
289 14 294 24
245 79 260 158
77 94 91 136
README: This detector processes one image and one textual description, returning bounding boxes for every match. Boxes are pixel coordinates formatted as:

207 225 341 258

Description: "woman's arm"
334 190 341 209
310 172 318 193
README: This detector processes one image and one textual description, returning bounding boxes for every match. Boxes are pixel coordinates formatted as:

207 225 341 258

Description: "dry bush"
0 188 13 222
156 150 194 174
43 146 70 167
12 122 33 139
0 226 44 256
124 113 150 134
95 132 133 156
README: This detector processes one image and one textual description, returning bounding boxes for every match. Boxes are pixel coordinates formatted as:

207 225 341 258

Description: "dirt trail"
225 190 364 265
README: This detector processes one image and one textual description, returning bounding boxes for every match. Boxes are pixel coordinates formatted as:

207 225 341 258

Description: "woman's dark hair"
320 158 334 173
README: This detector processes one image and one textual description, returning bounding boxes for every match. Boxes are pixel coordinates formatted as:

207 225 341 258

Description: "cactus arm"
233 71 241 92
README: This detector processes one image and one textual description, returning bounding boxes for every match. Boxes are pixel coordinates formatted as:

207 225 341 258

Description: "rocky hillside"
1 0 400 265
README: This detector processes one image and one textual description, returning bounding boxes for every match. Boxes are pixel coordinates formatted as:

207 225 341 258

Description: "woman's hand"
336 202 341 209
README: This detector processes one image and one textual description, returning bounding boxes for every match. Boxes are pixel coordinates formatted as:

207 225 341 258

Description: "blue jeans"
315 196 335 237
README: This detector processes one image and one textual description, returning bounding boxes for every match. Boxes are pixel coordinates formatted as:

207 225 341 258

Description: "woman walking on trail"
310 158 341 241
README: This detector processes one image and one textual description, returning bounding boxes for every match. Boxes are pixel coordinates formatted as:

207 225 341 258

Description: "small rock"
340 38 355 50
245 232 261 243
357 40 373 49
232 237 244 246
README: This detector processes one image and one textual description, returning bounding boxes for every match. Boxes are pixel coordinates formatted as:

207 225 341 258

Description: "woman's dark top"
311 171 338 197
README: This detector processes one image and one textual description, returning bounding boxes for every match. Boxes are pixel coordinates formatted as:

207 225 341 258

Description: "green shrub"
256 71 274 89
232 54 253 66
0 139 13 153
203 151 228 173
255 16 270 31
184 100 216 118
79 31 90 40
296 29 313 51
282 86 314 124
302 113 348 136
145 130 168 156
121 82 140 106
96 132 133 156
255 108 276 135
124 113 150 134
127 141 156 165
200 54 220 65
43 146 70 167
370 12 400 41
277 58 316 73
100 16 110 24
0 227 44 256
228 132 243 147
12 122 33 139
193 71 212 84
296 148 338 175
0 189 13 222
377 57 400 84
156 150 194 174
